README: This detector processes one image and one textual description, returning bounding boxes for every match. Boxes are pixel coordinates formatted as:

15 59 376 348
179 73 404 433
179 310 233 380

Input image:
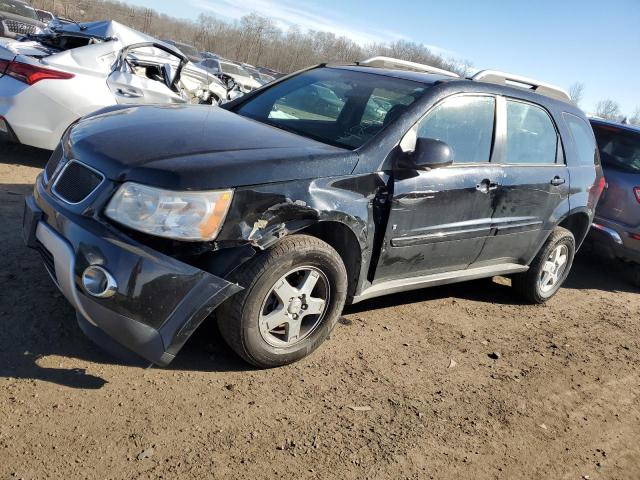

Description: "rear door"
474 97 569 266
374 94 504 282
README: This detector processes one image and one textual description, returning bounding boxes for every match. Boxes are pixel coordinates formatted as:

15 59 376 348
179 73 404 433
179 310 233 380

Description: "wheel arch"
294 221 363 302
557 208 592 248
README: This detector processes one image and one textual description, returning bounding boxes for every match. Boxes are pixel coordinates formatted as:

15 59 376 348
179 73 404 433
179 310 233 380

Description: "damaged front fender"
215 173 390 296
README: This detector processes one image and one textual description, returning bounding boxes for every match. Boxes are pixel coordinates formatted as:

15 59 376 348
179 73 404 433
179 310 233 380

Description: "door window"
505 100 557 164
416 96 495 163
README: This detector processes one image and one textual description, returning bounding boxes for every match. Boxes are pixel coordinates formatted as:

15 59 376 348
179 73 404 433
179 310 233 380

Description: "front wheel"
512 227 576 303
217 235 348 368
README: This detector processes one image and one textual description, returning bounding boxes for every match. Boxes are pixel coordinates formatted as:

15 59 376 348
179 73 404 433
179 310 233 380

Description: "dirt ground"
1 140 639 480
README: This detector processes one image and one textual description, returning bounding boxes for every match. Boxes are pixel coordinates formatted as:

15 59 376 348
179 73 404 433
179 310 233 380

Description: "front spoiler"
24 193 242 366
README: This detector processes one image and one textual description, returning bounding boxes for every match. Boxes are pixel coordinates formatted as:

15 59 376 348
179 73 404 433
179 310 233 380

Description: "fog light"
82 265 117 298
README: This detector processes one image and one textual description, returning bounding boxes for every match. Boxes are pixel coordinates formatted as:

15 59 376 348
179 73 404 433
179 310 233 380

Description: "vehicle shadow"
564 253 638 293
0 141 51 168
345 276 524 315
1 134 635 386
347 254 637 316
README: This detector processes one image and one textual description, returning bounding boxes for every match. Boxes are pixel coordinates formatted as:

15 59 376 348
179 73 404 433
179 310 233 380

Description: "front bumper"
588 216 640 264
23 178 242 366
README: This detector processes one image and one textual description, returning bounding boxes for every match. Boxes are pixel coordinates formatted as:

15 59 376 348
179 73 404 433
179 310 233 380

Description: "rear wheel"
512 227 575 303
630 263 640 288
217 235 347 368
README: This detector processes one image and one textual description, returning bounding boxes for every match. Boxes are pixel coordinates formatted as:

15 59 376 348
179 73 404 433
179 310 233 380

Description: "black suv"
23 57 604 368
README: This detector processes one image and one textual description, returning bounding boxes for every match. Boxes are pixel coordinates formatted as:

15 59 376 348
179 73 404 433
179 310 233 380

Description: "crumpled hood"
51 20 160 47
66 105 357 189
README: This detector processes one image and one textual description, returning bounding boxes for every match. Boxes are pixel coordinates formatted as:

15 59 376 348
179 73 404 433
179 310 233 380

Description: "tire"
512 227 576 304
630 263 640 288
217 234 348 368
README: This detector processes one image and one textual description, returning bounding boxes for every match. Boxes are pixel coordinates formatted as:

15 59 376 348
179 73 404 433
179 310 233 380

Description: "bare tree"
595 99 621 121
630 107 640 126
568 82 585 106
29 0 468 75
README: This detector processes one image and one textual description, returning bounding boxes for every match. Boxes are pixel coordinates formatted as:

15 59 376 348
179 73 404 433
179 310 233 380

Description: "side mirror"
398 138 453 170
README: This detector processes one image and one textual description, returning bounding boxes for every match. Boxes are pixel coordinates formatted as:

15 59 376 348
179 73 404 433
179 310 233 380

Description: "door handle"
476 179 498 194
550 176 566 186
115 87 143 98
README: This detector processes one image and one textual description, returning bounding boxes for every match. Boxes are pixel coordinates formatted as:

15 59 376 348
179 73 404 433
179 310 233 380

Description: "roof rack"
358 56 460 78
471 70 572 103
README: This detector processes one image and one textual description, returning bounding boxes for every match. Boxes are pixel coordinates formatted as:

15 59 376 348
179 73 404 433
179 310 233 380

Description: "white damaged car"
0 20 230 150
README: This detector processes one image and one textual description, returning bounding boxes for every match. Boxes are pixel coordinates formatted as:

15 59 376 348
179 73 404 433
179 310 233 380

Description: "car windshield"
221 62 250 77
173 42 201 62
0 0 38 19
234 67 427 149
592 124 640 173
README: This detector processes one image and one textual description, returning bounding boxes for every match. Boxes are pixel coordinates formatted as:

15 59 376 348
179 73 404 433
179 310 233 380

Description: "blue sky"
126 0 639 114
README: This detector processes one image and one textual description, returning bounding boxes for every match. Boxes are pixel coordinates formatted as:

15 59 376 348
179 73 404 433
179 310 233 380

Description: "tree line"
28 1 637 124
29 0 471 76
569 82 638 125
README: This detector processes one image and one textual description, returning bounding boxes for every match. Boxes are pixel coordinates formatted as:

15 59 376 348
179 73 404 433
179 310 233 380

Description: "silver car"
0 20 229 150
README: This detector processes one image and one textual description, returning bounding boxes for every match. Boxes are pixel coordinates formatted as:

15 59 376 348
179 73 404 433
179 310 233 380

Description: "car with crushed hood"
0 0 44 38
0 20 229 150
23 57 603 368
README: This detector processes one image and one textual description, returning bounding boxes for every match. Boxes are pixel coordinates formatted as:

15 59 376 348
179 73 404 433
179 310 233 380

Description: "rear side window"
417 96 495 164
505 100 557 164
564 114 599 166
563 118 603 169
591 123 640 172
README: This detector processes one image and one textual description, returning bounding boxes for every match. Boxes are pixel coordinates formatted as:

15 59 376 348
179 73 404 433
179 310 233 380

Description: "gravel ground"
1 141 639 480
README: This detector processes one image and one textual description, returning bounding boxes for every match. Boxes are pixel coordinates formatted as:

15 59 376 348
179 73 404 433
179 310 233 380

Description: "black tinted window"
591 123 640 172
417 96 495 163
505 100 557 164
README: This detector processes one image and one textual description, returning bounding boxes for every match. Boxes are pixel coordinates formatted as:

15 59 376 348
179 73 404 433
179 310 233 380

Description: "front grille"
52 161 104 204
3 19 38 35
44 145 64 184
36 240 57 283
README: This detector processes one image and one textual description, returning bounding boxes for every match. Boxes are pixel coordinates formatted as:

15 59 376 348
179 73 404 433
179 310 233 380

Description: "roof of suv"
332 65 580 115
333 65 454 85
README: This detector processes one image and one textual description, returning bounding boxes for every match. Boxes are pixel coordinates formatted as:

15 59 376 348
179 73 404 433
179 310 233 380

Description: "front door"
374 94 503 282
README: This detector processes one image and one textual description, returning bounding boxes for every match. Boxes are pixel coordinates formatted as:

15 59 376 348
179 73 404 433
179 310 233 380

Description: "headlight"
105 182 233 241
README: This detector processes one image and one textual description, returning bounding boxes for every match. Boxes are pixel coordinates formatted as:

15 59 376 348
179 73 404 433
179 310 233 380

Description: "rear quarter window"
563 113 599 166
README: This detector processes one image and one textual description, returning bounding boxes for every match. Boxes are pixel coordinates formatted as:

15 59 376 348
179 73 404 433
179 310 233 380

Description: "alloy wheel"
258 266 330 348
538 244 569 294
